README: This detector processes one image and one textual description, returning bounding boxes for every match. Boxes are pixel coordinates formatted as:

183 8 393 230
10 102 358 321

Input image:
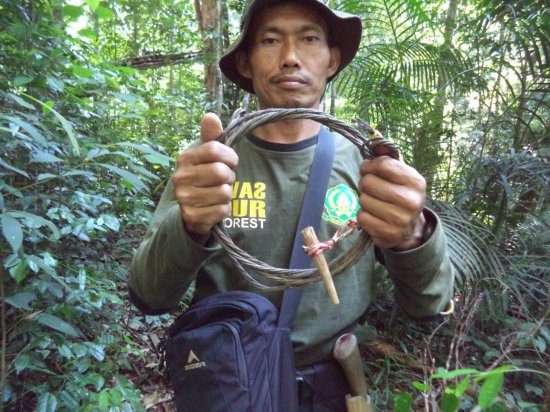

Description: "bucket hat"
219 0 362 94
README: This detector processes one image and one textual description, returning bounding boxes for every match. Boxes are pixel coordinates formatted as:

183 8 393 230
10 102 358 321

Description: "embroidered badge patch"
322 184 360 225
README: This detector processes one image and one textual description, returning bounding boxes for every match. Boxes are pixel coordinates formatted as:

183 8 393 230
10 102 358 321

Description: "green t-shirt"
128 131 454 366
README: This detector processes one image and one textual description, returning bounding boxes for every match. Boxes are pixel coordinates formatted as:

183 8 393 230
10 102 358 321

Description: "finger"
360 157 424 188
200 112 224 143
182 203 233 236
175 162 236 188
356 208 402 249
358 193 414 229
177 184 233 209
178 142 239 170
359 174 423 208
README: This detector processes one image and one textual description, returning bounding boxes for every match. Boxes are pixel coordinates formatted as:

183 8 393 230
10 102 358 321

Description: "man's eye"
261 38 279 45
304 36 320 43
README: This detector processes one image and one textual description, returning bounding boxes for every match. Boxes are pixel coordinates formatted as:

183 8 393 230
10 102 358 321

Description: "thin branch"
118 51 203 70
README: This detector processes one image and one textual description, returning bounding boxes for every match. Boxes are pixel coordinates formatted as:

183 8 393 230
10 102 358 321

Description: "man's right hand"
172 113 238 240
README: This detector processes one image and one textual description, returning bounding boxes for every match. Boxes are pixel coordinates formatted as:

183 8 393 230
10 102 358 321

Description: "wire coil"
212 108 399 291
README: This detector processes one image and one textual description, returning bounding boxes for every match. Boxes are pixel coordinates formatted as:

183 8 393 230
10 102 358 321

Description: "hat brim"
219 0 362 95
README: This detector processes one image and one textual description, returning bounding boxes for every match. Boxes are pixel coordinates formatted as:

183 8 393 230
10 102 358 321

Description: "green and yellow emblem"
322 184 360 226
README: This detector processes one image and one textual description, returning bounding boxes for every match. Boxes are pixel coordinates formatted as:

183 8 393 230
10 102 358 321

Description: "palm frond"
429 200 507 287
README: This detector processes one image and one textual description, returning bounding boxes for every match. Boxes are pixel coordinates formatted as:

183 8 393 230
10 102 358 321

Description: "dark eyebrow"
256 23 325 37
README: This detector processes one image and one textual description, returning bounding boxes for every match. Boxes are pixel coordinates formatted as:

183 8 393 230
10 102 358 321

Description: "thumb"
200 112 224 143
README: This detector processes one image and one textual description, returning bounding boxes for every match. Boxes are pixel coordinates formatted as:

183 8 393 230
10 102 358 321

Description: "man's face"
236 3 341 110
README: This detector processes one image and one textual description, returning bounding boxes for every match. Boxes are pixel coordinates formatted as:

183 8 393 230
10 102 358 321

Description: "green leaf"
36 392 58 412
517 401 545 409
117 141 159 155
28 256 62 279
431 368 479 380
10 211 60 240
37 173 58 181
539 326 550 344
473 366 516 381
86 148 111 159
534 336 547 352
85 342 106 361
94 374 106 391
114 92 139 104
7 93 35 110
47 281 64 299
78 28 97 40
393 392 412 412
73 66 95 78
31 151 64 163
35 313 82 338
412 381 429 391
85 0 100 11
58 344 74 359
98 389 111 410
1 114 47 145
1 212 23 253
0 126 32 142
9 260 29 283
65 169 96 179
14 354 31 374
525 383 544 396
5 291 35 310
120 113 146 120
42 100 55 114
144 153 172 166
12 75 33 86
21 93 80 156
95 6 114 19
0 157 31 178
62 5 84 20
454 378 470 398
478 373 504 409
103 292 124 304
46 76 64 92
441 392 460 412
97 163 148 192
73 343 88 358
2 380 13 402
110 388 123 406
121 402 134 412
99 214 120 231
78 268 87 291
59 390 79 409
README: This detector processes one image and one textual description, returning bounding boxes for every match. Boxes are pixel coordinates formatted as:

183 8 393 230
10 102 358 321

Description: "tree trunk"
414 0 459 195
513 50 529 151
132 1 139 56
195 0 223 115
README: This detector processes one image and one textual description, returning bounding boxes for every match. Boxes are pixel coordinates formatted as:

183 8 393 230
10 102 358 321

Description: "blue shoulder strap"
278 127 335 328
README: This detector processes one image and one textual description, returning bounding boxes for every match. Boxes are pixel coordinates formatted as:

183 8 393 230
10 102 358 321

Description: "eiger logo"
185 350 206 371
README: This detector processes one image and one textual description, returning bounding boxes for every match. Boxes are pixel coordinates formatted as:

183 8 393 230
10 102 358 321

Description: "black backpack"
165 291 298 411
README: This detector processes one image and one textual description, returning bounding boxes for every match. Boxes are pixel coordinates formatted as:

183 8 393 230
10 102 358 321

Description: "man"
129 0 454 410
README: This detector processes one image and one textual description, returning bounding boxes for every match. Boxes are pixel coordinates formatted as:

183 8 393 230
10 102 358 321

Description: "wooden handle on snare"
301 226 339 305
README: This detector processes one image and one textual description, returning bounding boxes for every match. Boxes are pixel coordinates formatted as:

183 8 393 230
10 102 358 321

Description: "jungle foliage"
0 0 548 411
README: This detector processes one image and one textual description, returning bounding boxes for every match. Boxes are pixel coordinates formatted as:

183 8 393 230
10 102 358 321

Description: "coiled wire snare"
212 108 399 291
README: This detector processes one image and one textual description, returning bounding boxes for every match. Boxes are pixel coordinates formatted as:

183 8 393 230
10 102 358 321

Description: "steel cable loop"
211 108 399 290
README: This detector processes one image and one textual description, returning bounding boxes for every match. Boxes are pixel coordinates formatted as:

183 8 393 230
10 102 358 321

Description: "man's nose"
280 40 300 69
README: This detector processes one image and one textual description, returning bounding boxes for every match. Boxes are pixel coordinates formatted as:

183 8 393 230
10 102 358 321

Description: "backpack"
164 291 298 412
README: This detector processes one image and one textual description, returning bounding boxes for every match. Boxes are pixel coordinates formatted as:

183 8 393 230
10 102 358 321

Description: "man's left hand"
357 156 427 251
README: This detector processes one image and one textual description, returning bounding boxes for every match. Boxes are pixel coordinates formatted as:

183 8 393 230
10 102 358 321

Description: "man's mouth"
272 75 308 88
